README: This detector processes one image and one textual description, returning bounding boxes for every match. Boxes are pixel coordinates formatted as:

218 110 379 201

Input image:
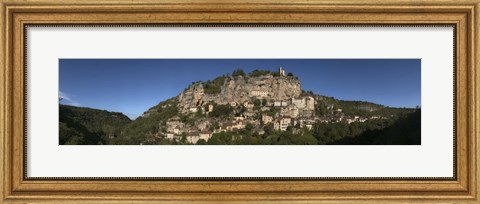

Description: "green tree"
232 69 246 77
249 69 271 77
208 121 220 131
203 76 228 94
245 123 254 131
196 139 207 145
253 99 261 107
209 104 233 118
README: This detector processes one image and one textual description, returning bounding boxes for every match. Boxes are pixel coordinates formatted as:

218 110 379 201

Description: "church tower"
279 67 286 76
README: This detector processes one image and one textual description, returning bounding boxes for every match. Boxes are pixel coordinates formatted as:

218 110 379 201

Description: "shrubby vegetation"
198 68 298 95
203 75 228 94
249 69 272 77
110 98 179 145
202 127 319 145
232 69 246 77
208 104 233 118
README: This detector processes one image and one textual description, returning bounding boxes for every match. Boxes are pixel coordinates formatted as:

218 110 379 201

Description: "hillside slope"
108 68 418 145
59 68 420 145
59 105 131 145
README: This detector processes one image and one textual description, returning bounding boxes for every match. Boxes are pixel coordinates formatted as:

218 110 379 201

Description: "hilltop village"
148 68 388 144
59 67 420 145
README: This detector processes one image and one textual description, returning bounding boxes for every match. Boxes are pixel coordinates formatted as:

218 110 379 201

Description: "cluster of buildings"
163 94 318 143
261 115 315 131
160 67 388 144
316 114 387 124
164 118 214 143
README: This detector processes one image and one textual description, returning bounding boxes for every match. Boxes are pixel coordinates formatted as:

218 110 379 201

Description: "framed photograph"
1 0 478 203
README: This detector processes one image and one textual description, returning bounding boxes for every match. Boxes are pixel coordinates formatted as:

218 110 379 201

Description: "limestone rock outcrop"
178 70 302 112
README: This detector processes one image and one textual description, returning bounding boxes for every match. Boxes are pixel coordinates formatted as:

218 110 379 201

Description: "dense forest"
329 110 421 145
59 105 131 145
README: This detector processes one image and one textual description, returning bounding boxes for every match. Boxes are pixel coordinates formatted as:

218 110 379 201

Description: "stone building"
262 115 273 124
189 107 198 113
274 100 289 107
199 131 213 141
290 108 299 118
305 96 315 110
250 90 269 97
207 104 214 113
274 117 294 131
291 97 306 108
166 132 175 139
186 131 200 144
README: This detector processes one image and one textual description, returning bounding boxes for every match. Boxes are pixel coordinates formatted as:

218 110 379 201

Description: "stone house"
250 90 269 97
220 121 246 132
290 96 315 111
195 120 209 131
274 117 294 131
166 132 175 139
189 107 198 113
171 126 182 134
291 97 306 109
207 104 214 113
305 96 315 110
233 121 246 129
290 108 299 118
199 131 213 141
186 131 200 144
234 116 245 121
262 115 273 124
219 122 235 132
274 100 289 107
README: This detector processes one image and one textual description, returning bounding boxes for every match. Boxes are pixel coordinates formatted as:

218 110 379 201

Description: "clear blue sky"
59 59 421 119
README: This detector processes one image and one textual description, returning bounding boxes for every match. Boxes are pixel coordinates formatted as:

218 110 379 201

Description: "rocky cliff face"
178 74 301 112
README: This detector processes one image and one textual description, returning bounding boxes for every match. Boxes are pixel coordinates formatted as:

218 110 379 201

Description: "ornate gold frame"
1 0 478 203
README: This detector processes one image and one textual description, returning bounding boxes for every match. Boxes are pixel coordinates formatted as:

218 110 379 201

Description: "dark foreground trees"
328 110 421 145
192 110 421 145
59 105 131 145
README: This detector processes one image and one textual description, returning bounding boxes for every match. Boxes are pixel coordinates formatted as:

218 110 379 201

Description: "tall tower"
279 67 286 76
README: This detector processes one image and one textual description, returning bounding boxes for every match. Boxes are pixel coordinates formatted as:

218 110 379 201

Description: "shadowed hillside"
59 105 131 145
328 110 421 145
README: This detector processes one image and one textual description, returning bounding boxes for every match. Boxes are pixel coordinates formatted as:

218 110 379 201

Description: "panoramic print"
59 59 421 145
